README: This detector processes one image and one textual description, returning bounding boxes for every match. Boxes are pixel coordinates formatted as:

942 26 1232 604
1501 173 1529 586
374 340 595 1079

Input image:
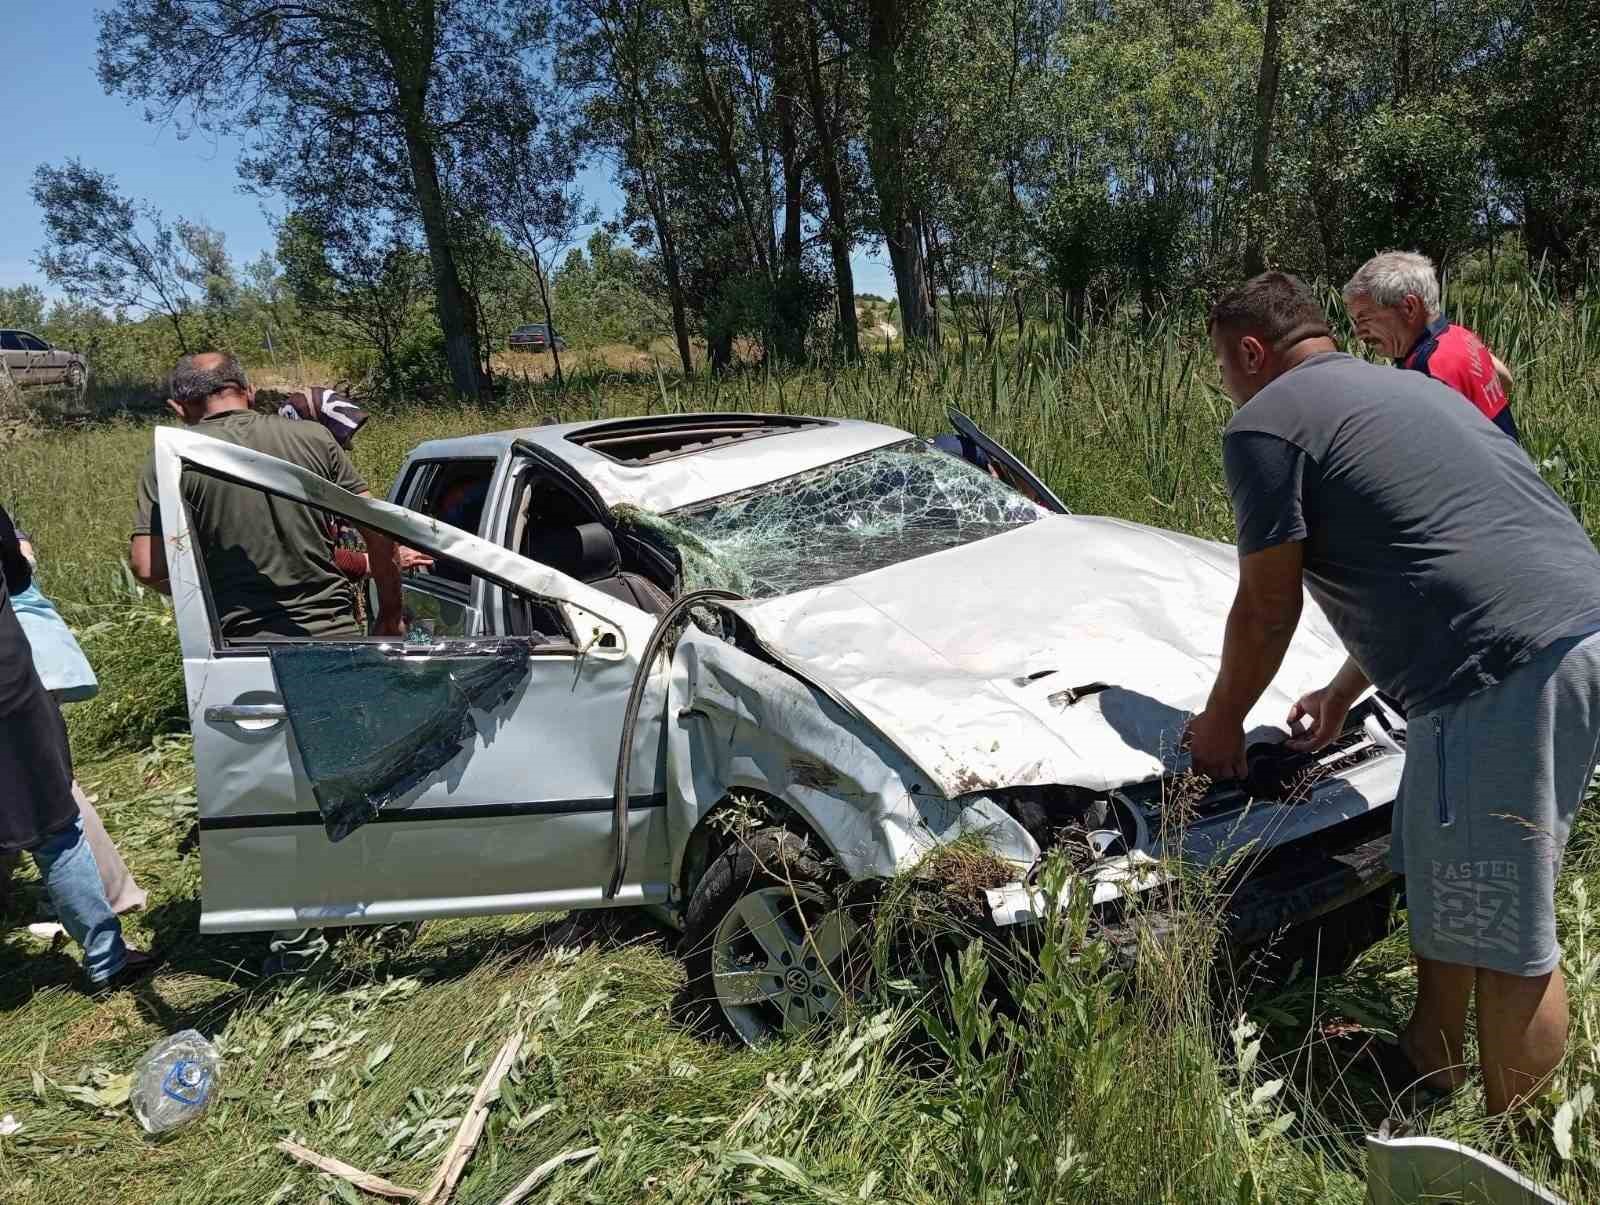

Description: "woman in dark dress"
0 504 152 990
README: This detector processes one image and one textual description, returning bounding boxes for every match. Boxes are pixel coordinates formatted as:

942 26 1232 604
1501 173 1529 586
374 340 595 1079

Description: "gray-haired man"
1342 250 1519 442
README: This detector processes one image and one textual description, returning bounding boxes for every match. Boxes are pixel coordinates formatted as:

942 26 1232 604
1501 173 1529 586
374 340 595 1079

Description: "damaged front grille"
1125 697 1403 819
987 698 1403 867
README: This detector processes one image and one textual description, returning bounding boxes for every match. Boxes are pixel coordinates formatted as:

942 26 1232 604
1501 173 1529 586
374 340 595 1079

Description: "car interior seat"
524 521 672 614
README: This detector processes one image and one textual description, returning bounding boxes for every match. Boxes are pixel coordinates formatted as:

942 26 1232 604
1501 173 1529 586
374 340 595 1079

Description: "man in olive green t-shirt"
130 353 403 640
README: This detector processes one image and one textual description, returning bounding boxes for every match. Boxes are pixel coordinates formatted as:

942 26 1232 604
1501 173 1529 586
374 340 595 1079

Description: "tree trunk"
917 210 941 345
1243 0 1287 277
882 224 933 345
708 327 735 373
375 7 482 401
925 222 960 341
470 281 494 392
863 0 935 345
770 19 809 365
643 175 695 377
165 307 191 355
682 0 770 279
801 7 860 361
531 248 564 389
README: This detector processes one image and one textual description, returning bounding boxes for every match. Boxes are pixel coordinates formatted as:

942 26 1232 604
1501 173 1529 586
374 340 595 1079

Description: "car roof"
404 412 911 512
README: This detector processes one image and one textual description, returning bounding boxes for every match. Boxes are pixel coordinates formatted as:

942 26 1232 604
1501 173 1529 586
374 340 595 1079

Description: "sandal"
1357 1036 1459 1109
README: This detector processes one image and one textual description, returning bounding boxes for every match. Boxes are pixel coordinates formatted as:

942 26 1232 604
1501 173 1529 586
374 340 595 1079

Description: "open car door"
946 406 1069 514
153 427 672 934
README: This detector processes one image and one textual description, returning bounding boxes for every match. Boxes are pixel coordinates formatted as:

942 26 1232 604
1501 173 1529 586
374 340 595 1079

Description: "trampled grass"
4 285 1600 1202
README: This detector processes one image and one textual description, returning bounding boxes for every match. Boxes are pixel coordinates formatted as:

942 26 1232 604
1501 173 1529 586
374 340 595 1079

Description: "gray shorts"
1392 631 1600 976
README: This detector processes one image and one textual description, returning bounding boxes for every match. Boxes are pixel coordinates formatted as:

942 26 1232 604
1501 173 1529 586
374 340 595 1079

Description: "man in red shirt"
1343 251 1519 442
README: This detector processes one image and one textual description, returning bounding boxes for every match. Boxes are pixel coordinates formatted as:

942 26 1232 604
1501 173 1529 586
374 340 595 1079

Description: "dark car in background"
508 323 567 353
1 329 87 389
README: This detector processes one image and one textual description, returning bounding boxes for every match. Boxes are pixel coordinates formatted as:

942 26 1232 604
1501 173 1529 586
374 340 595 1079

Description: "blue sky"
0 6 894 304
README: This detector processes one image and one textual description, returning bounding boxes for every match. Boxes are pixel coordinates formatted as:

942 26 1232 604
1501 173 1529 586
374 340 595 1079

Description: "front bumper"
984 738 1404 944
986 825 1396 950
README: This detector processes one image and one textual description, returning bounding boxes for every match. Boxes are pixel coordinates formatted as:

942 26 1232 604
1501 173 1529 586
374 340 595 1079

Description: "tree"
175 221 239 315
817 0 941 346
551 231 670 351
465 89 597 387
800 2 866 360
0 285 48 332
918 0 1062 344
31 160 199 350
1243 0 1289 276
97 0 555 400
1270 0 1509 279
1486 2 1600 292
277 213 431 397
1042 0 1258 315
562 0 699 375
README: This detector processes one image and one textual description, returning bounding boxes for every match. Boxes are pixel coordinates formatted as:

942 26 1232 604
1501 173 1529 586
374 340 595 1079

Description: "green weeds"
4 292 1600 1201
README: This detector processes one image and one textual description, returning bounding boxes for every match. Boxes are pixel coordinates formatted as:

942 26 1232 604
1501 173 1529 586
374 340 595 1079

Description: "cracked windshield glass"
631 439 1047 598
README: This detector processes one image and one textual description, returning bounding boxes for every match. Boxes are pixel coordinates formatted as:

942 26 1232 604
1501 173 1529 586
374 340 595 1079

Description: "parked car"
156 409 1405 1044
508 323 567 352
0 329 86 389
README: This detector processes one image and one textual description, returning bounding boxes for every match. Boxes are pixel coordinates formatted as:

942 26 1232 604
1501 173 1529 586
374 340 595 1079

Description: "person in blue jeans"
0 504 154 992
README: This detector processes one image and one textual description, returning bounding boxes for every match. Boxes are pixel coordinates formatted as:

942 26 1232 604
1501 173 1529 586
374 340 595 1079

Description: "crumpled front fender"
666 627 1039 890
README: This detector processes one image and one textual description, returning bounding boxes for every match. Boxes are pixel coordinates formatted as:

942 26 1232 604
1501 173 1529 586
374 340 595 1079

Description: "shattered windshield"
621 438 1046 598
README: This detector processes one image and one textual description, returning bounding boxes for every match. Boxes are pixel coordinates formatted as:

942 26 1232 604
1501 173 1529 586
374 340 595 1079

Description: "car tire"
682 827 865 1046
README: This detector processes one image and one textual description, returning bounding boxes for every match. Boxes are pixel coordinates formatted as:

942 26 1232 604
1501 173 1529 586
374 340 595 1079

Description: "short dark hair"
1207 272 1331 347
169 353 249 405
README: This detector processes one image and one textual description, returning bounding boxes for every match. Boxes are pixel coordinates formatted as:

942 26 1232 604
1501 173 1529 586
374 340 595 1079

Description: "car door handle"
205 703 287 725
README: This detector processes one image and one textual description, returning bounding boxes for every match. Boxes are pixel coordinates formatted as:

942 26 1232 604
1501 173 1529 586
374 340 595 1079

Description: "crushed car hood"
734 514 1350 798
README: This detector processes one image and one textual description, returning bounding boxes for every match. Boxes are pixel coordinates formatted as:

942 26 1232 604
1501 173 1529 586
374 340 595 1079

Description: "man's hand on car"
1286 688 1350 752
395 546 434 572
1285 656 1369 752
1184 705 1249 781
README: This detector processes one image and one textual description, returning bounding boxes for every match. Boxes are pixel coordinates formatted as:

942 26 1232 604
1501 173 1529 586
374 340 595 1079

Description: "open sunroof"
565 413 830 465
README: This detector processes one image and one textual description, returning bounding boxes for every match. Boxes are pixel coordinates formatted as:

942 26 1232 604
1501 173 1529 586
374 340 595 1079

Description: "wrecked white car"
159 411 1405 1043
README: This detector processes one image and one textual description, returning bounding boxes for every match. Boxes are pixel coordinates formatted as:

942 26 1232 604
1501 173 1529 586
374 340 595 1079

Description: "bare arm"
1491 352 1513 394
354 492 404 636
1187 541 1306 779
129 534 171 596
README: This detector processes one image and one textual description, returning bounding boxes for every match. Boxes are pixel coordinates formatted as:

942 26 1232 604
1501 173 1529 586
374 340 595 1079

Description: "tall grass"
7 283 1599 757
4 286 1600 1202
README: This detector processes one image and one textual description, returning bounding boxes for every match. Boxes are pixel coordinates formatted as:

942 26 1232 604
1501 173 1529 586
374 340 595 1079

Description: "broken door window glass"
269 641 531 841
621 439 1046 598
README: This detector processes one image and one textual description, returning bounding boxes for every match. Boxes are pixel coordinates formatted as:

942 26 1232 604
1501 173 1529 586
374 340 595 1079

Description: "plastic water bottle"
130 1030 222 1134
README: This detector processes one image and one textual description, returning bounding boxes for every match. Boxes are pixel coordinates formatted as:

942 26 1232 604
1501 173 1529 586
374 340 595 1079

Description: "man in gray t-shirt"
1186 272 1600 1117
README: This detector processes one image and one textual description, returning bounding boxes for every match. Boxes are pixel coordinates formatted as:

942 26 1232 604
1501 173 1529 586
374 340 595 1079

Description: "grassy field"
4 284 1600 1203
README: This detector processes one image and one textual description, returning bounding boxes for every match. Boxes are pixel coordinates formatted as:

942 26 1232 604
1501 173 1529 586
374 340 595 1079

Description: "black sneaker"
89 949 159 996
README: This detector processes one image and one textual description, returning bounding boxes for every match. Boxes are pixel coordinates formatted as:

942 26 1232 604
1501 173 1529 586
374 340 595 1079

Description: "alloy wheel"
710 883 861 1045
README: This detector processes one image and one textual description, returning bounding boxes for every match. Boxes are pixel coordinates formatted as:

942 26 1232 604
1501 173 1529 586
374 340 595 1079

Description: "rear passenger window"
401 459 496 585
